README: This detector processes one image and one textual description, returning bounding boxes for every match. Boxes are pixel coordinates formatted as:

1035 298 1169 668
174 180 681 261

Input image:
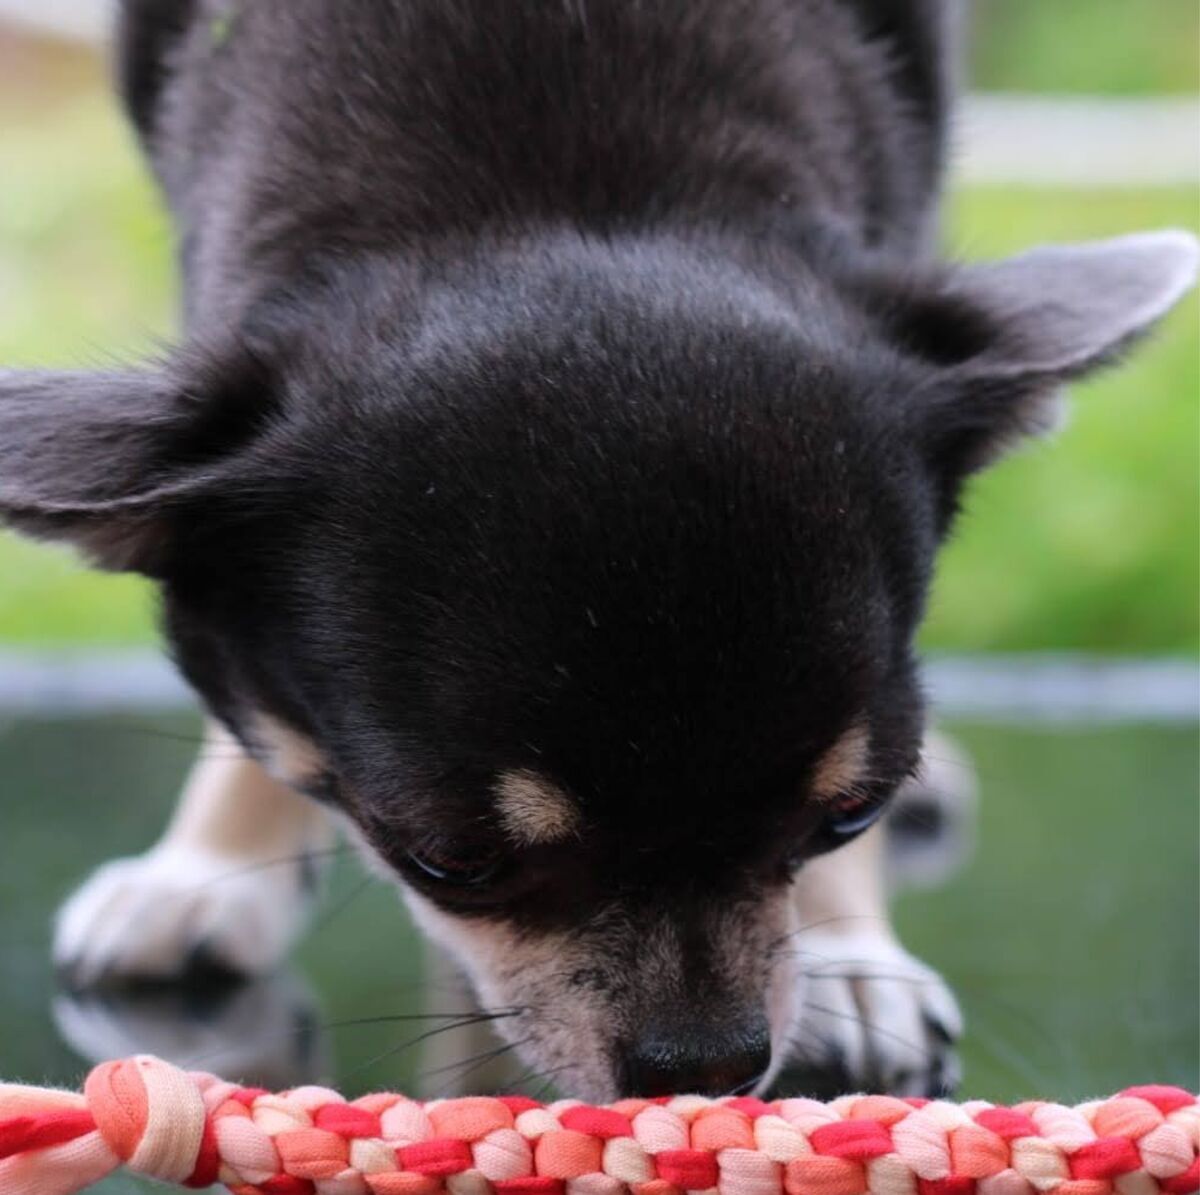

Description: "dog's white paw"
54 845 318 987
788 931 962 1096
52 970 330 1089
884 730 979 893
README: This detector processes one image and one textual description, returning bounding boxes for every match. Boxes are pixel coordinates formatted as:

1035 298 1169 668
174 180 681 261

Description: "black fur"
111 0 961 877
1 0 1193 1097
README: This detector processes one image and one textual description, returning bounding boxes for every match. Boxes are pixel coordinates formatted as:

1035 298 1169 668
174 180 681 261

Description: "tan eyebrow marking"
495 769 581 846
811 724 870 800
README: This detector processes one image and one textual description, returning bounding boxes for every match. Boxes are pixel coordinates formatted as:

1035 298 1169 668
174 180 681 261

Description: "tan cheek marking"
252 713 327 788
402 888 618 1099
495 769 581 846
812 724 869 800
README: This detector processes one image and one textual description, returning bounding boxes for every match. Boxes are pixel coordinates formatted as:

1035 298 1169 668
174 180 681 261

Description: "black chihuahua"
3 0 1195 1099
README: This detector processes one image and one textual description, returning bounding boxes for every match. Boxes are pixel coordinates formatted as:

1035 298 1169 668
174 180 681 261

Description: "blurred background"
0 0 1196 1158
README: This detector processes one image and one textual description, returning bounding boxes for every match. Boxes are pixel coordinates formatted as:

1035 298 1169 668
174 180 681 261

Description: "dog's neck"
145 0 947 334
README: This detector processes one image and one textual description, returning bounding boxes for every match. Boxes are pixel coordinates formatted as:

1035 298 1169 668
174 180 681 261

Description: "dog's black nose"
618 1019 772 1097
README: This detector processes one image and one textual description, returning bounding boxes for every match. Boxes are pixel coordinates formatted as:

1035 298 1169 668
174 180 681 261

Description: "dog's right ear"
0 351 273 576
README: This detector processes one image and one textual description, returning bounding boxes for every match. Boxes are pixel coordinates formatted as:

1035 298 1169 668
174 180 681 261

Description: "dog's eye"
405 838 504 887
788 787 895 867
824 791 888 837
796 787 892 863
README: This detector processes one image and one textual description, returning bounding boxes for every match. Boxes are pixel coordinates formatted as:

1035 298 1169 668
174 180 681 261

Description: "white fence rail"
0 649 1195 721
0 0 112 42
958 95 1199 187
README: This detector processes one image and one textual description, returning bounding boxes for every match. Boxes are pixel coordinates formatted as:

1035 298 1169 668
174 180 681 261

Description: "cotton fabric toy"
0 1056 1196 1195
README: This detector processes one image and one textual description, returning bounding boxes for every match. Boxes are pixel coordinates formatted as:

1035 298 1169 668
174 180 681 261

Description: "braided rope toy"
0 1056 1196 1195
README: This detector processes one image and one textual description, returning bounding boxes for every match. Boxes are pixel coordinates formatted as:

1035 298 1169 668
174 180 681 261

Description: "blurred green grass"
0 42 1197 653
926 186 1199 654
0 77 170 647
970 0 1199 95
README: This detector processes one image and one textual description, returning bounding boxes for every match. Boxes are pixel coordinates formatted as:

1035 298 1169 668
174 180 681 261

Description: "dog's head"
3 230 1194 1097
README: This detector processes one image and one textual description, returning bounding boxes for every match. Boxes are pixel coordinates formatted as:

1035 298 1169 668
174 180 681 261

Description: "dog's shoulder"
117 0 958 318
115 0 197 141
839 0 958 128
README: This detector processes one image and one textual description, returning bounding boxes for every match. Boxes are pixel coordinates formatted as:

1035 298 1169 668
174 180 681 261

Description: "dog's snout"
618 1018 772 1097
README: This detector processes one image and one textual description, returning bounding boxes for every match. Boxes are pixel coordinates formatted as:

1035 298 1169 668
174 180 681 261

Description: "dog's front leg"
783 817 963 1096
54 719 332 986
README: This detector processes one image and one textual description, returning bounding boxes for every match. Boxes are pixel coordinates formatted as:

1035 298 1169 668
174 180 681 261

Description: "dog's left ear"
883 229 1198 488
0 346 274 575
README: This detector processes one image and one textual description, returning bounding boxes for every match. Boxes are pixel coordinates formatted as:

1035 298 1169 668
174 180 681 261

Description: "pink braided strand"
0 1057 1195 1195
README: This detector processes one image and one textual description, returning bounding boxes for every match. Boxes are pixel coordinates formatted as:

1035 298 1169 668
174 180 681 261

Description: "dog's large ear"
879 229 1198 487
0 352 271 575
